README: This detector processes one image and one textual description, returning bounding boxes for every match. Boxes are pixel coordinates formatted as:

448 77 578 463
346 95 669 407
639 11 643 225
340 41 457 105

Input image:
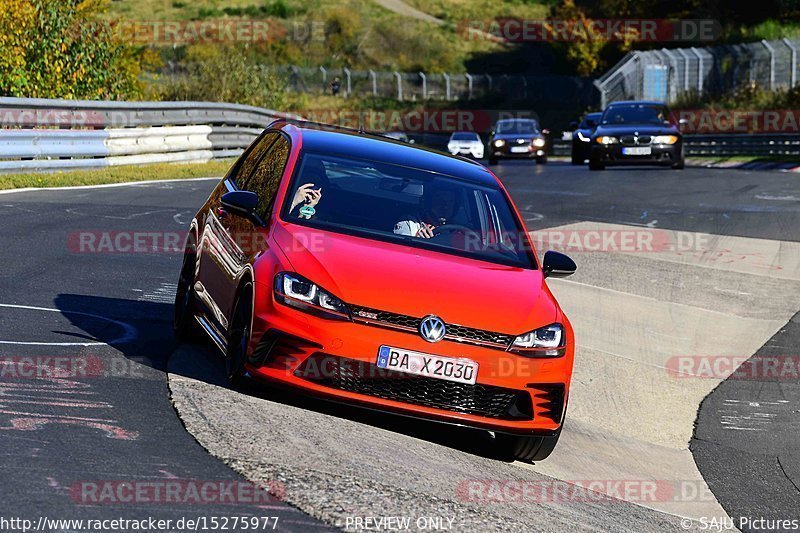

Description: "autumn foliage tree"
0 0 142 99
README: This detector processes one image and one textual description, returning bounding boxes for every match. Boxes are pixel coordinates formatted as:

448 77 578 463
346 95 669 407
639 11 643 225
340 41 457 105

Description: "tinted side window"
241 135 290 219
232 132 278 192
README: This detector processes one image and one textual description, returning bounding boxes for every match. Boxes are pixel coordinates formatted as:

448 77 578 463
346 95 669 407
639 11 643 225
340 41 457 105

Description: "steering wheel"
433 224 473 236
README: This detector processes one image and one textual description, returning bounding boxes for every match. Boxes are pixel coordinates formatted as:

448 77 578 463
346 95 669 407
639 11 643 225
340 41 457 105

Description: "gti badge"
419 315 446 343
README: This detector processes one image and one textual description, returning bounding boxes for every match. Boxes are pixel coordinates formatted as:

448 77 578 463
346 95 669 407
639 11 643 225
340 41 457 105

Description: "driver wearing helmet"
393 185 459 239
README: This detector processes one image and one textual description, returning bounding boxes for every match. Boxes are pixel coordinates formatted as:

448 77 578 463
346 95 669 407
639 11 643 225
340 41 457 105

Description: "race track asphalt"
1 161 798 532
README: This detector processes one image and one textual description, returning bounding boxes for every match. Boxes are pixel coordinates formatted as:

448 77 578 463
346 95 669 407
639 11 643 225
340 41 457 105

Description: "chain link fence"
595 38 800 107
273 65 595 105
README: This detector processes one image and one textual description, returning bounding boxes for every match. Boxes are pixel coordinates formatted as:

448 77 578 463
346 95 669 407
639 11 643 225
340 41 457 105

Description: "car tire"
537 156 548 165
672 158 685 169
174 248 201 341
493 427 562 462
226 283 253 390
589 158 605 171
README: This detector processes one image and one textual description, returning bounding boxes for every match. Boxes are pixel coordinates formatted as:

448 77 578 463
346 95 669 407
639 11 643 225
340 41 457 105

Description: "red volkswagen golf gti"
174 120 577 461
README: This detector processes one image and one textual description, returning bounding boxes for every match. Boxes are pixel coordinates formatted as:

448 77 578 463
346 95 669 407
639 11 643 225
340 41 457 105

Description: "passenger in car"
289 159 329 219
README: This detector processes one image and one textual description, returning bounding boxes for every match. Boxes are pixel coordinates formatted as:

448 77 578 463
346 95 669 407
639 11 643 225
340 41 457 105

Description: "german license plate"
622 146 652 155
510 146 529 153
376 346 478 385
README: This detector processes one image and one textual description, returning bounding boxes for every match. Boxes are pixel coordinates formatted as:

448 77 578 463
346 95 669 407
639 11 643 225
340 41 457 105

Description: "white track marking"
0 303 136 346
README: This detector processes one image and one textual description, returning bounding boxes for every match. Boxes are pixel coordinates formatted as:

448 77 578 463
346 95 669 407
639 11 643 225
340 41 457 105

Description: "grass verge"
0 160 234 191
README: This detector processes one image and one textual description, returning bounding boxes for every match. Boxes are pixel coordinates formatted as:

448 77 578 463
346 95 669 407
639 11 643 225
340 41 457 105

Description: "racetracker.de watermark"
113 19 325 45
676 109 800 134
456 479 716 504
529 229 709 254
458 19 720 43
300 109 538 134
70 480 285 505
0 356 103 379
0 356 154 380
666 355 800 380
67 228 712 256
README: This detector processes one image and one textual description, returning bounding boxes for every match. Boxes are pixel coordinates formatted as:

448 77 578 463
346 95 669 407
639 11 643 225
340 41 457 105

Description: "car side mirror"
489 130 495 136
542 251 576 278
542 128 550 135
221 190 259 221
408 138 415 144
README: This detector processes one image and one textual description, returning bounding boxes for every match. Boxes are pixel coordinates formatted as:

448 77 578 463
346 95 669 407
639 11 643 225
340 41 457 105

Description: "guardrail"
3 96 800 172
0 97 297 172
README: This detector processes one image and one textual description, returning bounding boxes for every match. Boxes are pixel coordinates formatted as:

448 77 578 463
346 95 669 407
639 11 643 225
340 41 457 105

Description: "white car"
447 132 484 159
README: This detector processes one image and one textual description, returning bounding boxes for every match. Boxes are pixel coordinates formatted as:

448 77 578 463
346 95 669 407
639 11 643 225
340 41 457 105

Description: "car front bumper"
491 144 546 159
245 282 573 435
449 146 485 159
591 142 682 165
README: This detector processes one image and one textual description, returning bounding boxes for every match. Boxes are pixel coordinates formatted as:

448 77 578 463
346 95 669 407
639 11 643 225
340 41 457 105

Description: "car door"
196 132 290 334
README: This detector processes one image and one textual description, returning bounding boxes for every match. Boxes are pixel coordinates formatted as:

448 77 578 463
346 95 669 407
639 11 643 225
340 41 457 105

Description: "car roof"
496 118 537 123
606 100 667 107
278 122 497 187
586 112 603 118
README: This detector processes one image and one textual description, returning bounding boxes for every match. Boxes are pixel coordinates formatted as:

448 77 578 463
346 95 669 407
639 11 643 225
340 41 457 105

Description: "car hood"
492 132 543 141
595 124 680 136
272 222 557 335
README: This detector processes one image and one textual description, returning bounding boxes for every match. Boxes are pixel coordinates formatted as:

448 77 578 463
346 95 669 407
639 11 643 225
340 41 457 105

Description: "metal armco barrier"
0 97 298 172
2 96 800 172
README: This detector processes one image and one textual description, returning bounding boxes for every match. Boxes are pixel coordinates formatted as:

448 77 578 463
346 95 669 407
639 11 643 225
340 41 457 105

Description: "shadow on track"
54 292 512 462
54 293 176 371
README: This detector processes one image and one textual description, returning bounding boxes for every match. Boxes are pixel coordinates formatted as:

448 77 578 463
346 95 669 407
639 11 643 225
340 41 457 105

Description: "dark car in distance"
589 101 684 171
570 112 602 165
488 119 548 166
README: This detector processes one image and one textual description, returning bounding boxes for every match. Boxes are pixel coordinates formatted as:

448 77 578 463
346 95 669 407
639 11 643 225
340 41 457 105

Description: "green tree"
0 0 142 99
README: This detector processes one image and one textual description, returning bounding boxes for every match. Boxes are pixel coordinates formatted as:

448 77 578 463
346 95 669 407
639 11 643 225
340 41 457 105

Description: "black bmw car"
488 118 548 165
570 112 602 165
589 101 684 171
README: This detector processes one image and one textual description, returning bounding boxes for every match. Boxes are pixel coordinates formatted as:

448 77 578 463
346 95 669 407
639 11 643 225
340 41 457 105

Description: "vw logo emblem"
419 315 446 343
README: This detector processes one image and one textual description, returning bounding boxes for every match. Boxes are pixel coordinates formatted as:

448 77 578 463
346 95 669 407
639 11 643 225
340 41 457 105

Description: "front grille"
296 354 533 420
620 135 652 146
350 305 513 349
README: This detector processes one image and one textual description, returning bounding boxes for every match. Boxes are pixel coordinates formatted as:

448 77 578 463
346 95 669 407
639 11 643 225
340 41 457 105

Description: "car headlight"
532 138 546 147
274 272 350 320
493 139 505 147
652 135 679 145
510 323 565 357
576 131 590 142
596 136 619 145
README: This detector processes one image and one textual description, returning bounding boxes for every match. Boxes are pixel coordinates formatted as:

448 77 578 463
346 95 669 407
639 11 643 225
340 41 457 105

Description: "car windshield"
496 120 539 135
602 104 670 125
282 152 535 269
451 132 479 141
580 114 601 128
